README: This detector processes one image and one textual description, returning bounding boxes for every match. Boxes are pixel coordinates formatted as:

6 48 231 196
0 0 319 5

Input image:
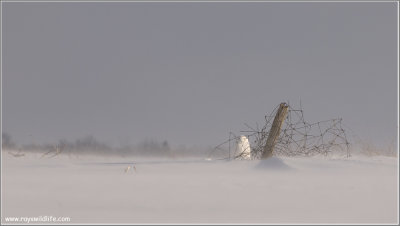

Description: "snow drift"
1 152 398 224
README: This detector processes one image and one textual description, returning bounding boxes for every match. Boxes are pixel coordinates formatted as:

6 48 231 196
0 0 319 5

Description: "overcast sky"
2 2 398 148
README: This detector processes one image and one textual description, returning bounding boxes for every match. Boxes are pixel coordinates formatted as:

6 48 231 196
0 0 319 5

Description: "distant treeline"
1 133 213 158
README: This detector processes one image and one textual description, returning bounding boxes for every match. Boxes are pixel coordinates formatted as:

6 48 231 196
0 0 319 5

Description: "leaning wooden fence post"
261 103 289 159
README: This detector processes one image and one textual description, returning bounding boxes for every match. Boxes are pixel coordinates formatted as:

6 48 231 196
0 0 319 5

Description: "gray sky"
2 2 398 148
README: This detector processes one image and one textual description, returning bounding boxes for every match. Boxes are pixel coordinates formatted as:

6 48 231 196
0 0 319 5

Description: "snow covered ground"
1 152 398 224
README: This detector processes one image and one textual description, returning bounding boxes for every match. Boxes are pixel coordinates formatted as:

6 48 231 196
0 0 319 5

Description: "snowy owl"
236 135 251 160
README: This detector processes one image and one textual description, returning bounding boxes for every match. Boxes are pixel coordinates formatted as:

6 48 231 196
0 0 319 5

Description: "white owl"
236 135 251 160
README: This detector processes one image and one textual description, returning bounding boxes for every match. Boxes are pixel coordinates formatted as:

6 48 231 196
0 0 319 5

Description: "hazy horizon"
2 2 398 149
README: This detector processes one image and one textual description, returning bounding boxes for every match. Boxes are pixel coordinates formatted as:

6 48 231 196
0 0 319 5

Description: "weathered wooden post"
261 103 289 159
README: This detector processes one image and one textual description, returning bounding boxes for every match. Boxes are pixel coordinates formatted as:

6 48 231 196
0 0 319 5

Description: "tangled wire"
209 102 351 160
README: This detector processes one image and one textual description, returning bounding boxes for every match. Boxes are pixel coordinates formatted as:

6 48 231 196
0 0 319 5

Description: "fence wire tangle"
210 103 350 159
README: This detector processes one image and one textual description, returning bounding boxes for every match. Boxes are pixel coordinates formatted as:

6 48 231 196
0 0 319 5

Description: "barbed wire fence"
208 102 351 160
